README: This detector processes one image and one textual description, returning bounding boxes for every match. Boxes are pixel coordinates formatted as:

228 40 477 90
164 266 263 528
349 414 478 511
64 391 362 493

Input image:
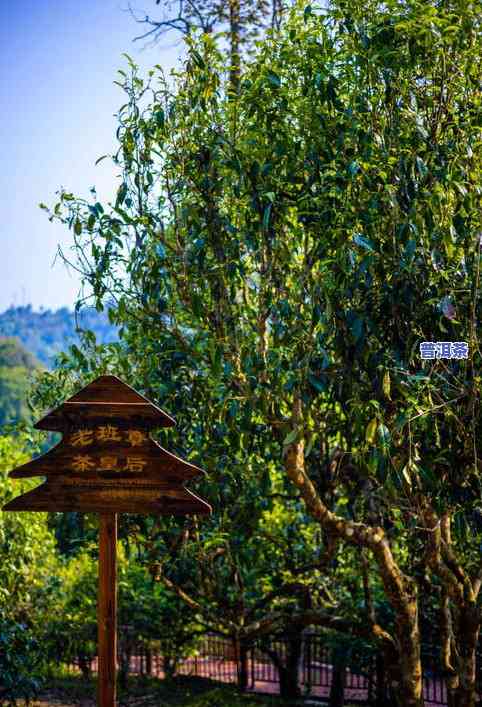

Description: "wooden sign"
2 375 212 707
3 374 211 515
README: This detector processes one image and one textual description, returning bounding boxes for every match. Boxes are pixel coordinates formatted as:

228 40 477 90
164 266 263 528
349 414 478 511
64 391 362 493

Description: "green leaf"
304 433 317 457
116 183 128 207
155 109 165 128
308 374 325 393
401 463 412 487
382 371 391 399
347 161 359 177
74 220 82 235
353 234 375 252
415 156 427 177
263 204 272 230
266 71 281 88
191 50 205 69
350 316 363 342
283 428 299 446
366 418 378 444
404 239 416 261
378 424 391 449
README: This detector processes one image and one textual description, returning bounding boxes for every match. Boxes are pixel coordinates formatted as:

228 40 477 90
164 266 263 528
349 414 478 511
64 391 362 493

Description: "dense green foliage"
0 433 58 701
0 305 117 368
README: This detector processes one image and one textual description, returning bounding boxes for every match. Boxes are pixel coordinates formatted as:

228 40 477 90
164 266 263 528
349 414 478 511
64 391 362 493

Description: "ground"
5 675 339 707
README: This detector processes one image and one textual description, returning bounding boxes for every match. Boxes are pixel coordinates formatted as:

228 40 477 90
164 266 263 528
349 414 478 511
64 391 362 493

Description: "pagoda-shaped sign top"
34 374 176 431
3 375 211 516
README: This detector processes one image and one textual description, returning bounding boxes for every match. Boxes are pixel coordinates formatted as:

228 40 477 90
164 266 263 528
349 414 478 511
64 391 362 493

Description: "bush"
0 618 43 705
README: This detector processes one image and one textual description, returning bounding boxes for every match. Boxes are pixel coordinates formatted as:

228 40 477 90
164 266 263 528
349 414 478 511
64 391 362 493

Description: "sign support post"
98 512 117 707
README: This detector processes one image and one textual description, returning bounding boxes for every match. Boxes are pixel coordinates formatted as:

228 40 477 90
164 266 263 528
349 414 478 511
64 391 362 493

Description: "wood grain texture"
97 513 117 707
34 375 176 431
3 481 211 514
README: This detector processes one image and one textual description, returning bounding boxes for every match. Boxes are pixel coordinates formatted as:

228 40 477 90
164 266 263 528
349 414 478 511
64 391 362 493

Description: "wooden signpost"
3 374 211 707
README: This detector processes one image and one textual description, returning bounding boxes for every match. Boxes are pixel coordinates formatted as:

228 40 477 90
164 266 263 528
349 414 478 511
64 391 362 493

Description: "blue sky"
1 0 182 312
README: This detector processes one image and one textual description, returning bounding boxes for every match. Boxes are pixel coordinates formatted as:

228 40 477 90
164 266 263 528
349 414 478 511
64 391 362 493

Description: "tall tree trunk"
374 652 389 707
441 589 459 707
228 0 241 94
386 576 423 707
278 664 301 700
265 640 302 700
286 632 302 699
283 395 424 707
329 647 346 707
118 647 130 690
453 605 480 707
78 653 91 680
424 511 481 707
235 638 249 692
163 654 177 681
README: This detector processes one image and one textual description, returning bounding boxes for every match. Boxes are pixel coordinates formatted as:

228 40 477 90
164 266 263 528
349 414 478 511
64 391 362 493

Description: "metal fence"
71 632 480 705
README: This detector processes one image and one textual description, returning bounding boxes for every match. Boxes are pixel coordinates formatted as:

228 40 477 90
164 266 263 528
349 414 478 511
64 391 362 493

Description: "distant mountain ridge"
0 305 118 368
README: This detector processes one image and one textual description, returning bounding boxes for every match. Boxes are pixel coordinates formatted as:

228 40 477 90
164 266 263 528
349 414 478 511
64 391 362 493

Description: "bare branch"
127 2 192 42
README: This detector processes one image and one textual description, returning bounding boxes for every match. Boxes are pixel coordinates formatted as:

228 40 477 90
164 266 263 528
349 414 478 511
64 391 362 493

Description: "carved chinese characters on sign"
125 430 146 446
71 429 94 447
70 426 146 447
72 455 96 472
69 426 148 473
97 425 122 443
99 456 118 471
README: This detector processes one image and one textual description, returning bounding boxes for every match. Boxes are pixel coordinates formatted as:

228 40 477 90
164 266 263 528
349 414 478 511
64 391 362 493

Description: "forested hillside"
0 338 40 427
0 305 117 368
